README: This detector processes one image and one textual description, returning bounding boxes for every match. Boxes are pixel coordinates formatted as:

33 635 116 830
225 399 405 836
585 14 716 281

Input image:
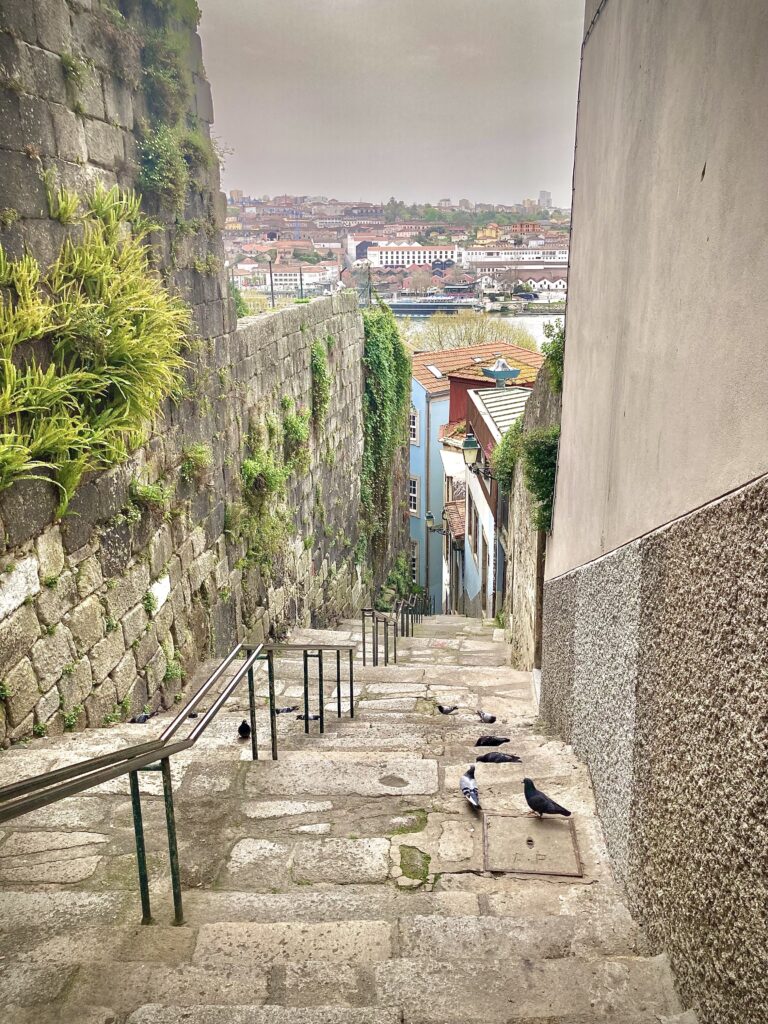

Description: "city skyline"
199 0 582 208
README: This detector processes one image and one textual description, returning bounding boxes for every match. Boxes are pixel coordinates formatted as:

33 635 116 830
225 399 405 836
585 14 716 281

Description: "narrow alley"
0 612 695 1023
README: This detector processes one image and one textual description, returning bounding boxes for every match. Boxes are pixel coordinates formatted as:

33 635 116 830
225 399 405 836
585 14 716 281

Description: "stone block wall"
501 364 561 669
0 4 408 744
0 293 370 744
540 473 768 1024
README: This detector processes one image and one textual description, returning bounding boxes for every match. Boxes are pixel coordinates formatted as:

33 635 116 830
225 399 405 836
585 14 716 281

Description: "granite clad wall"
541 474 768 1024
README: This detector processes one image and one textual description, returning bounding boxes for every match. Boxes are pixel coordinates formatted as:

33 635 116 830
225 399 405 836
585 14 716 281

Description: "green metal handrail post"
247 663 258 761
129 770 152 925
267 649 278 760
336 649 342 718
318 650 325 734
160 757 184 926
302 649 310 733
348 648 355 718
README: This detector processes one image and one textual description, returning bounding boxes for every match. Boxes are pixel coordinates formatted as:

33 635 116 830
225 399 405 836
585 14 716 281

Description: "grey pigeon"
131 713 150 724
523 777 571 817
477 710 496 724
297 714 321 721
476 751 521 763
460 765 481 809
238 720 251 740
275 705 300 714
475 735 510 747
437 704 458 715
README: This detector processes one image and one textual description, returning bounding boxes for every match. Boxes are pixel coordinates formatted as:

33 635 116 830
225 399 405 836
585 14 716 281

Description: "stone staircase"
0 613 696 1023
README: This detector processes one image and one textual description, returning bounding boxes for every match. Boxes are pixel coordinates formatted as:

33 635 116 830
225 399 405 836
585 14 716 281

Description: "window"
408 476 419 516
409 408 419 444
410 540 418 584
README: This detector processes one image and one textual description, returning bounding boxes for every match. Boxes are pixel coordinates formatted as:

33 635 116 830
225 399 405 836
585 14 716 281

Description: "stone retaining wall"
0 294 374 745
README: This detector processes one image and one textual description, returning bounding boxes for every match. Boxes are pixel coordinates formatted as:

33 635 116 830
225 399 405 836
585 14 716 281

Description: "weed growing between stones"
131 480 174 518
179 443 212 482
310 339 331 424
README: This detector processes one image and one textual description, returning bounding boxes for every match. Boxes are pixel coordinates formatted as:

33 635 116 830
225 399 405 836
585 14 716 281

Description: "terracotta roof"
444 499 466 540
448 365 539 387
412 342 544 394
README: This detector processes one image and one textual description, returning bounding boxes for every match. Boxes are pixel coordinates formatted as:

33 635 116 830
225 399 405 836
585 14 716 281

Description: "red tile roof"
412 342 544 394
444 499 466 539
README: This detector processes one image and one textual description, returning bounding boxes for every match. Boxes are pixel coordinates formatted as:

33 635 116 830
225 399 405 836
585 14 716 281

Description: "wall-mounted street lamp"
425 510 449 536
462 432 496 481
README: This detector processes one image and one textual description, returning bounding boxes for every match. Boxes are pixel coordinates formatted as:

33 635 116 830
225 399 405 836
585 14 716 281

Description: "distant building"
538 190 552 209
366 243 460 268
409 344 543 611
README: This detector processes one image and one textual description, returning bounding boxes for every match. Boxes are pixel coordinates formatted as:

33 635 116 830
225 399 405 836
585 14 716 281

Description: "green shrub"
138 124 189 213
230 281 249 318
60 53 90 91
141 33 187 123
283 408 310 473
241 449 286 505
164 657 183 682
142 590 158 615
0 182 188 510
491 418 524 494
521 426 560 531
541 318 565 393
62 704 82 730
41 168 80 225
33 722 48 737
310 339 331 424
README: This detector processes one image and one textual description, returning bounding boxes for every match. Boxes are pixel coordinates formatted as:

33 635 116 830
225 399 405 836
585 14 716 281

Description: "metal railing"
361 590 434 666
0 638 357 927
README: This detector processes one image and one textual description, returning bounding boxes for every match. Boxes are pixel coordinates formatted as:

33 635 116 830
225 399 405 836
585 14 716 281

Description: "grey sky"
199 0 583 207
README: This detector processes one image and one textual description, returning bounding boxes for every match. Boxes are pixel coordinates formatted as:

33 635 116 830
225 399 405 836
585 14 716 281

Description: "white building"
462 247 568 267
366 243 461 268
263 263 340 294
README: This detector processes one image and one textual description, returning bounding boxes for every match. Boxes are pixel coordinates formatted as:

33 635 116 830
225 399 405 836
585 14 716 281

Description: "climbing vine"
0 182 188 510
492 421 560 530
360 304 411 548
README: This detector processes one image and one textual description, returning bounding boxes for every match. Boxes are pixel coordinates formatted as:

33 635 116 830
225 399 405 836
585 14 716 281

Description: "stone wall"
0 293 373 745
541 473 768 1024
501 363 561 669
0 2 407 744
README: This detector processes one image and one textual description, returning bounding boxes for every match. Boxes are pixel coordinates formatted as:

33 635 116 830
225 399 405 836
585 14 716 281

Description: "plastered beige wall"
547 0 768 579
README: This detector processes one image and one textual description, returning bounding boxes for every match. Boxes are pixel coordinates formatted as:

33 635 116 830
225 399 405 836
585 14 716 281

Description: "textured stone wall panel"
541 474 768 1024
572 542 639 888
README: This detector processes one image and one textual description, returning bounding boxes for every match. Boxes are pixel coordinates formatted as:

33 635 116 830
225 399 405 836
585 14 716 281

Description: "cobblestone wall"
541 474 768 1024
0 3 406 743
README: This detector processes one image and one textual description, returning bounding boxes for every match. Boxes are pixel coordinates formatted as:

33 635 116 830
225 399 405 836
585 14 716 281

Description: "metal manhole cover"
483 813 583 877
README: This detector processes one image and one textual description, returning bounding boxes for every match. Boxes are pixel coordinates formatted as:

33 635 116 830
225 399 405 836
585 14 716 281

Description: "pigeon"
475 735 510 747
275 705 300 715
237 720 251 740
460 765 481 809
437 704 459 715
476 751 522 763
131 713 150 724
296 714 321 721
476 710 496 724
523 777 571 817
187 712 198 719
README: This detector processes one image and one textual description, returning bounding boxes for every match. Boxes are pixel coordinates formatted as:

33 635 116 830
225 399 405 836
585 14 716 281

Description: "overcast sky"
199 0 583 207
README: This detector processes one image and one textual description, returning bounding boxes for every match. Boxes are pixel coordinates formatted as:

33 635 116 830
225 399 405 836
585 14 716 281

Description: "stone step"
126 1009 401 1024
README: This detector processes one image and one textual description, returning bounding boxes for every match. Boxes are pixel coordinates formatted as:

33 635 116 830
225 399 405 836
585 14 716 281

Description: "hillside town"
224 191 569 310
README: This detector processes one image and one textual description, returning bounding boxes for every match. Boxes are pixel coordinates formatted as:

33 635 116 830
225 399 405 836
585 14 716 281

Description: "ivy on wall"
0 183 188 510
492 420 560 531
541 318 565 393
360 304 411 549
310 339 331 424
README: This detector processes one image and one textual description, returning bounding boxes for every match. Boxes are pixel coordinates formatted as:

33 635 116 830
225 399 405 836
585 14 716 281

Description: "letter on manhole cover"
483 813 583 877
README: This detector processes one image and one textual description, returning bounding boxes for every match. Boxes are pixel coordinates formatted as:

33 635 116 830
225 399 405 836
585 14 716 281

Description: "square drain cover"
483 813 583 877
